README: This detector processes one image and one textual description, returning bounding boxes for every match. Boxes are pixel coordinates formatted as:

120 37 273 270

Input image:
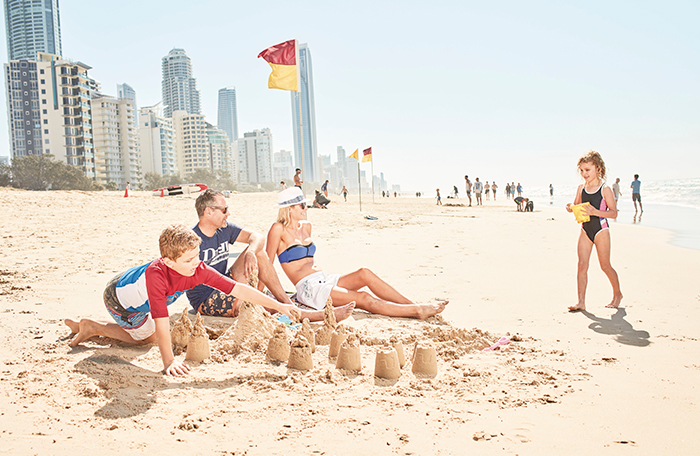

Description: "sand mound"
210 298 278 363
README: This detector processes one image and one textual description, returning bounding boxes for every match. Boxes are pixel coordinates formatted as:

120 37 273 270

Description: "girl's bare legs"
569 230 594 311
337 268 412 304
593 230 623 308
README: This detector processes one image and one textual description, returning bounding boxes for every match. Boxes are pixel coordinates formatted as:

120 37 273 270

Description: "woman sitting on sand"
265 187 447 319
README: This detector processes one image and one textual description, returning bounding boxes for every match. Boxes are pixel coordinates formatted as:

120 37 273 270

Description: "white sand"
0 188 699 454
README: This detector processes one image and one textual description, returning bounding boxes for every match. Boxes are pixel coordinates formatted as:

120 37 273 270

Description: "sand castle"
390 335 406 368
185 313 210 362
374 344 402 379
287 334 313 371
335 333 361 373
299 318 316 353
314 296 337 345
329 325 348 359
411 340 438 377
170 311 194 352
266 324 291 362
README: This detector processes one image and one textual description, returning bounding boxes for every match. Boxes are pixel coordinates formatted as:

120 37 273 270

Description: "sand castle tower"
299 318 316 353
185 313 210 362
171 312 194 351
411 340 438 377
390 336 406 368
267 324 291 362
329 325 348 359
335 334 361 373
315 296 337 345
374 344 401 379
287 334 313 371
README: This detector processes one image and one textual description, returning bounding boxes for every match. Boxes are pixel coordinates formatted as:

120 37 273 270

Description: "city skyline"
1 1 698 193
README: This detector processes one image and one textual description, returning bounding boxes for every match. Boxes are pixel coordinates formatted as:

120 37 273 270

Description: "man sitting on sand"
65 224 300 376
187 189 353 322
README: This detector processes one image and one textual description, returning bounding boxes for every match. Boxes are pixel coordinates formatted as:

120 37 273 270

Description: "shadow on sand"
580 308 650 347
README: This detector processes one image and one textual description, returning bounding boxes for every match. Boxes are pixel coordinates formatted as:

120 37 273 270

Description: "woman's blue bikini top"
278 242 316 264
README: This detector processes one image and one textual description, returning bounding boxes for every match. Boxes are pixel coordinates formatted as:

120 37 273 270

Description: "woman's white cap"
275 187 313 208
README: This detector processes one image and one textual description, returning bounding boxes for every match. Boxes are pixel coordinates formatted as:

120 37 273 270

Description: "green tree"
0 162 11 187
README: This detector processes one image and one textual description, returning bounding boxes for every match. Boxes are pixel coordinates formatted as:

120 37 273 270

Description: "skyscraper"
217 87 238 142
139 102 177 177
236 128 273 184
3 0 62 61
161 48 201 118
117 82 137 125
92 93 140 187
290 43 319 183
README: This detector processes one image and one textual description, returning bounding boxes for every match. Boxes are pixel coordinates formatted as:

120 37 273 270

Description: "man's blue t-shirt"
186 222 242 309
631 179 641 194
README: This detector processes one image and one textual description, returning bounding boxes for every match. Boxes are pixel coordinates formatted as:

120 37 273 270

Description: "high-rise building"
236 128 273 184
4 0 62 61
172 110 208 177
117 83 137 125
139 102 177 177
205 122 235 181
217 87 238 142
161 48 201 118
290 43 319 183
4 53 97 178
92 93 140 187
273 149 294 185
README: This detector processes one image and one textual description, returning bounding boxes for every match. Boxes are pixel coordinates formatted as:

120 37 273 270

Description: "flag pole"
371 159 374 203
295 40 305 197
357 159 362 212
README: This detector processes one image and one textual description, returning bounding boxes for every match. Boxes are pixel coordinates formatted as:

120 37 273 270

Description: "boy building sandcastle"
65 224 300 376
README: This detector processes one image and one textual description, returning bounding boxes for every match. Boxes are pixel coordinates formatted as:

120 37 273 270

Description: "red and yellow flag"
362 147 372 162
258 40 298 91
349 149 359 160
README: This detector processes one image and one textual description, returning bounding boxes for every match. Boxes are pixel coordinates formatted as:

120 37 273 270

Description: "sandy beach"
1 188 699 455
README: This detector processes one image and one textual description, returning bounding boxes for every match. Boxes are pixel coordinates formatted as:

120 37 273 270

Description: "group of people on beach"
66 187 447 376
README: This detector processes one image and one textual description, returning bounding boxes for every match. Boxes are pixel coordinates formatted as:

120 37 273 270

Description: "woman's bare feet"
568 303 586 312
334 302 356 322
606 293 623 309
416 300 449 320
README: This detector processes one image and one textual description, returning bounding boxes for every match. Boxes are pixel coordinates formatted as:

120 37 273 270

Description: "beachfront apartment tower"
236 128 273 185
205 122 236 183
290 43 319 184
117 82 137 125
217 87 238 142
92 93 140 188
172 110 209 177
4 53 97 178
4 0 62 61
272 149 294 185
161 48 201 118
138 102 177 177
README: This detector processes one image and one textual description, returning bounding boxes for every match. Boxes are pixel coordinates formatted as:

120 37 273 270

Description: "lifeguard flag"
349 149 359 160
362 147 372 162
258 40 298 91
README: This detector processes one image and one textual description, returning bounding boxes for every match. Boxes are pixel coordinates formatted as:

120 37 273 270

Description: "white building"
4 0 62 61
205 122 236 182
138 102 177 177
92 93 140 187
172 110 208 177
273 149 294 185
236 128 273 184
162 48 201 118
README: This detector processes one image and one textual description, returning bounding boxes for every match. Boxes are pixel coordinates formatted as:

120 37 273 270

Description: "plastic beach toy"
483 336 511 351
276 314 301 330
571 202 591 223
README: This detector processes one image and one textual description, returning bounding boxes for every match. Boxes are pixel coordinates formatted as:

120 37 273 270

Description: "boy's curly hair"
577 150 607 181
159 224 201 260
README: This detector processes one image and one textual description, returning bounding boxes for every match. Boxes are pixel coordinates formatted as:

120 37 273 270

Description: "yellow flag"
362 147 372 162
349 149 358 160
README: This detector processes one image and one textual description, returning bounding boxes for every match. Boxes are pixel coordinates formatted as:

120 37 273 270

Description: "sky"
1 0 698 193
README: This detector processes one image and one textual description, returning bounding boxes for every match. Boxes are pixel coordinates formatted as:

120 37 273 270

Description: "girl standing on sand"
265 187 447 319
566 151 623 311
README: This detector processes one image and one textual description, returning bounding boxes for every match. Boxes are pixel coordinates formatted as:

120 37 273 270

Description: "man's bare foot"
568 304 586 312
68 318 100 347
64 318 80 334
416 300 449 320
334 302 356 322
606 294 623 309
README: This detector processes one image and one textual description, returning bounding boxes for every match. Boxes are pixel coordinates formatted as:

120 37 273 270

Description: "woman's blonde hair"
277 206 293 227
577 150 607 181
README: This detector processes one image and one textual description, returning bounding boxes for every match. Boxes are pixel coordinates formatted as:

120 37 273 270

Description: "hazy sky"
2 0 698 192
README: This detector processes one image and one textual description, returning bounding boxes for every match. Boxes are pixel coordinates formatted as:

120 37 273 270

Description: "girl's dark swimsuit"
581 185 609 242
278 242 316 264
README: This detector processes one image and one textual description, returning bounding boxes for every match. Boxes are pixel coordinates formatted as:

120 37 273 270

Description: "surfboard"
152 183 208 197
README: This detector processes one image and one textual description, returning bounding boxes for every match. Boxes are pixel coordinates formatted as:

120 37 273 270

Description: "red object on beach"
160 188 164 197
124 188 128 198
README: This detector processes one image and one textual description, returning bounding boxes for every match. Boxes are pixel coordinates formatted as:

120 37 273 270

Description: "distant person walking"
341 185 348 202
491 182 498 200
511 182 516 199
612 178 621 203
484 181 490 200
124 182 130 198
436 188 442 205
474 178 483 205
549 184 554 197
464 175 472 206
630 174 642 213
517 183 522 197
453 185 459 198
321 180 329 197
293 169 303 189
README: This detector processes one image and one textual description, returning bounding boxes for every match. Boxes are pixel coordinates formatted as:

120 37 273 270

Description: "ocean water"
526 178 700 251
